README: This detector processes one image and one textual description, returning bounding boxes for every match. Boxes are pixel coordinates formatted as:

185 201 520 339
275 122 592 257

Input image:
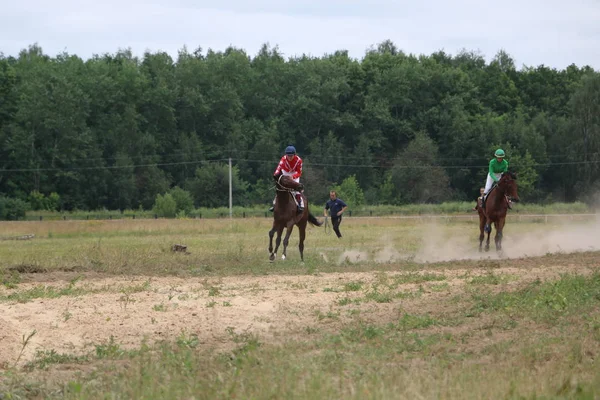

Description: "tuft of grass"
393 273 447 285
470 273 600 321
0 276 104 304
429 282 450 292
343 281 363 292
14 330 37 367
336 296 360 306
365 289 393 303
95 336 126 359
1 270 21 289
25 349 89 371
468 272 513 285
396 314 438 330
176 331 200 349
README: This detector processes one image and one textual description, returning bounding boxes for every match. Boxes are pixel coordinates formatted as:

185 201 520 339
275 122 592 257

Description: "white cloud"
1 0 598 69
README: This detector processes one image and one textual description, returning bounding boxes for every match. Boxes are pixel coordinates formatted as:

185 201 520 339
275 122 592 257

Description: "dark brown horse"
268 175 322 262
479 172 520 252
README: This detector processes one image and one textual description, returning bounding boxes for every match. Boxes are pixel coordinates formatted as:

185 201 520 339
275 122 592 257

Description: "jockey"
482 148 509 209
269 145 304 213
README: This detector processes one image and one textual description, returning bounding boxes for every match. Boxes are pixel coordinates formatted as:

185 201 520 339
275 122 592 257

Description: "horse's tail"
308 213 323 227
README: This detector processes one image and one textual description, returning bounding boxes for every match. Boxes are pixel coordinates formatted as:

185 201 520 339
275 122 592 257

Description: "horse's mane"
278 175 301 190
502 171 517 181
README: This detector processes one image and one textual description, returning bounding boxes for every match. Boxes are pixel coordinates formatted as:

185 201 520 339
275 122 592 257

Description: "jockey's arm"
292 158 303 180
274 157 285 176
489 160 499 182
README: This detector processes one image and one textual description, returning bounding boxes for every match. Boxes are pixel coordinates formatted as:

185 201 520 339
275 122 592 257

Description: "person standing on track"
324 190 347 238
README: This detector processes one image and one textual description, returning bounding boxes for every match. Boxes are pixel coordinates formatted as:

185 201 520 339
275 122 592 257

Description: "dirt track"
0 259 593 368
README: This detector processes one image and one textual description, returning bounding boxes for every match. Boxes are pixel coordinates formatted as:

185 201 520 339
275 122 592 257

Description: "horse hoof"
269 254 275 262
281 254 286 260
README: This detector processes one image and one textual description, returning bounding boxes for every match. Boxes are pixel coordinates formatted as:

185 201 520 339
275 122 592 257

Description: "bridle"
274 176 298 204
274 175 295 193
496 173 517 202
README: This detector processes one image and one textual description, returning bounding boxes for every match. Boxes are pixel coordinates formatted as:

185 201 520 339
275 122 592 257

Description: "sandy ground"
0 260 593 368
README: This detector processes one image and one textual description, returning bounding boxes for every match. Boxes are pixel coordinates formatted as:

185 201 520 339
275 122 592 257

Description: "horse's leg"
485 218 491 252
268 223 277 261
270 226 284 261
281 223 294 260
298 224 306 262
495 218 505 252
478 215 485 252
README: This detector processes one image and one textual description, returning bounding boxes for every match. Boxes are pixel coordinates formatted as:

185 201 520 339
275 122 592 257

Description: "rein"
274 175 297 193
324 216 332 235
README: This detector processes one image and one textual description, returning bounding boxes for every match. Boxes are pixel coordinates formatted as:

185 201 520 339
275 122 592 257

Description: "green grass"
0 278 153 304
6 296 600 399
24 350 89 371
1 216 597 278
2 218 600 399
470 273 600 322
20 201 591 221
343 281 364 291
392 272 447 285
0 277 89 303
468 272 514 285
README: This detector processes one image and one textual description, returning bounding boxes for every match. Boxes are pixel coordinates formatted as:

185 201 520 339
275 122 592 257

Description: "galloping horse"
479 172 520 252
268 175 322 262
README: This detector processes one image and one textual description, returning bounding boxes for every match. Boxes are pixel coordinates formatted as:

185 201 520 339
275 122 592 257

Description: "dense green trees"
0 42 598 211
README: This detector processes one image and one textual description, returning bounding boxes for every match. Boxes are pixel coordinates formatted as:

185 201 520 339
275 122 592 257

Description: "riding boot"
269 197 275 212
296 194 304 214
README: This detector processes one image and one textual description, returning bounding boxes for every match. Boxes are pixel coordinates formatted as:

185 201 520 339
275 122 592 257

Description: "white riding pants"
484 173 502 195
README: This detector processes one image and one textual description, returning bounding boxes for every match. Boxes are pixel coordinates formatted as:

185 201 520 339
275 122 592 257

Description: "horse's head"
498 171 520 202
276 175 304 192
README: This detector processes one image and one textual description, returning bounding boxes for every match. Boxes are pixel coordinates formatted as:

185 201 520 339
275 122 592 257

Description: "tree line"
0 40 599 214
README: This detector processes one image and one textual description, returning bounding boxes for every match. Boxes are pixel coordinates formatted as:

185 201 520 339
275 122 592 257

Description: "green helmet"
494 149 506 158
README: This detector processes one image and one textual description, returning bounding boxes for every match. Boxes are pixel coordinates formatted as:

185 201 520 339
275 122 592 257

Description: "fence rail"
11 212 599 222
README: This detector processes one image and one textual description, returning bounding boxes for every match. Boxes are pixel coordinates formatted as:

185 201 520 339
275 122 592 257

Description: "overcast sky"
1 0 599 70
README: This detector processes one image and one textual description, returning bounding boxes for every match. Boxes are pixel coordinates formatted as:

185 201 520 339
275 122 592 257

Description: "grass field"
20 200 593 220
1 216 600 399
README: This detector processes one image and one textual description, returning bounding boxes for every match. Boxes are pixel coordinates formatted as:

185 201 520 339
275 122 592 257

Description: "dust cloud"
337 218 600 264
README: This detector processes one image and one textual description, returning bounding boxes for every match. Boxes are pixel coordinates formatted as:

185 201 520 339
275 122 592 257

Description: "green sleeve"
489 160 499 182
504 160 509 172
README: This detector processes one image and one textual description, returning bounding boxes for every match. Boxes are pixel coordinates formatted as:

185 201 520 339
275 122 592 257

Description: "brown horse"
479 172 520 252
268 175 322 262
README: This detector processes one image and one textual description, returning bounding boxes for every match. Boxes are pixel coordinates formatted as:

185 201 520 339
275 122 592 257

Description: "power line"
2 148 596 166
0 159 229 173
0 157 599 173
